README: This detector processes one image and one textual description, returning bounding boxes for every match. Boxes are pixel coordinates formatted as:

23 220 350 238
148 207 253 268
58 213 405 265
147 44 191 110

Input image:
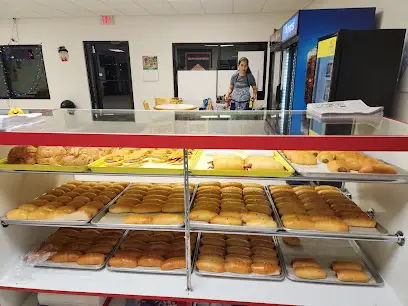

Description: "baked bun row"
6 180 127 221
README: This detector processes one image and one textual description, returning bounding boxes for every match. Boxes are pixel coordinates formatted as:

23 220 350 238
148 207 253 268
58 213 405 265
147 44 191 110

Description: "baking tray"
278 151 408 182
190 186 282 234
107 232 199 275
91 184 198 230
0 185 129 227
0 159 89 173
193 234 285 281
279 238 383 286
89 150 202 175
26 230 128 271
190 150 294 177
266 187 391 239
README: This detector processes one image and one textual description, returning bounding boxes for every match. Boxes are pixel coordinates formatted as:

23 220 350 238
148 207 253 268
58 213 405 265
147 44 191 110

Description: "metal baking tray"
193 234 285 281
190 186 282 234
0 185 129 227
266 187 391 239
91 184 197 230
279 238 383 286
278 151 408 182
107 232 198 275
26 230 128 271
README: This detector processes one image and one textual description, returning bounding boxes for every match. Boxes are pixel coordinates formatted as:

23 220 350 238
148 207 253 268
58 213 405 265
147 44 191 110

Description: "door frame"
83 41 134 110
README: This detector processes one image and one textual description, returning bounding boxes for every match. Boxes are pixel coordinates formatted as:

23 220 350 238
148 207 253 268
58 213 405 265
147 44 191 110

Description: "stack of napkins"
307 100 384 120
0 113 44 131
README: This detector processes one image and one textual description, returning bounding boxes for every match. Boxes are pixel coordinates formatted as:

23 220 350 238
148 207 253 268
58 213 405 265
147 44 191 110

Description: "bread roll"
123 214 153 224
93 195 111 204
161 203 184 213
251 247 277 257
77 205 99 216
252 256 279 265
6 209 28 220
209 216 242 226
192 205 220 214
160 257 186 270
138 255 164 267
225 254 252 264
27 210 49 220
342 216 376 228
241 212 271 223
114 249 143 258
282 237 301 246
150 233 174 242
120 240 148 250
200 245 225 256
144 194 168 202
291 258 320 268
131 204 161 213
336 269 369 282
199 255 224 262
226 238 250 248
55 206 76 214
109 255 138 268
117 198 142 206
327 160 350 173
314 219 349 232
127 233 150 242
201 236 226 247
245 204 272 215
282 216 314 230
242 183 263 189
51 251 82 263
250 239 275 248
227 246 251 256
251 263 280 275
77 253 105 265
332 260 362 272
85 244 112 254
86 201 105 209
220 182 242 189
152 214 184 225
56 196 73 204
224 260 252 274
196 259 225 273
295 267 327 279
246 219 277 228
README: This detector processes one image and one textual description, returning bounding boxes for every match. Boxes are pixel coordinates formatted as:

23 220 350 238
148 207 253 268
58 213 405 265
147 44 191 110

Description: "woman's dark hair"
238 57 252 74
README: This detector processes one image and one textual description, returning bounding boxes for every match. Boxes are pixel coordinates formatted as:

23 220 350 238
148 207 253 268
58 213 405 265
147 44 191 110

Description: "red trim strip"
0 132 408 151
0 286 294 306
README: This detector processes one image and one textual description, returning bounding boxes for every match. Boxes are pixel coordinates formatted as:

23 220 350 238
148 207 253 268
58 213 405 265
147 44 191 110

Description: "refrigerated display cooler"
266 7 376 135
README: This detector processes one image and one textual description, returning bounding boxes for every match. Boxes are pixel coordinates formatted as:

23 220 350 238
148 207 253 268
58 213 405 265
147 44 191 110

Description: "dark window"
173 42 268 100
0 45 50 99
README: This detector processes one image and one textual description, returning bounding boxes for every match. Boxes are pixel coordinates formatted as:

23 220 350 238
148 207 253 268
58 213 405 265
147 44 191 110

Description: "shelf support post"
183 148 193 292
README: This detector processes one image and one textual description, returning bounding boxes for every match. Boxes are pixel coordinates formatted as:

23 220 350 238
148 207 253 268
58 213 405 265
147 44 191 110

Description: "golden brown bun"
251 263 280 275
77 253 105 265
282 237 301 246
241 212 271 223
138 255 164 267
251 247 277 257
93 195 111 204
295 267 327 279
160 257 186 270
114 249 143 258
51 251 82 263
246 219 277 228
77 205 98 216
6 209 28 220
86 201 105 209
212 156 244 170
190 210 218 222
291 258 320 268
199 255 224 262
152 214 184 225
250 239 275 248
226 246 251 256
144 194 168 201
132 204 161 213
199 181 221 187
27 210 49 220
221 182 243 189
336 269 369 282
225 254 252 264
109 255 138 268
252 256 279 265
342 216 376 228
200 245 225 256
116 198 142 206
224 260 252 274
120 240 149 250
314 219 349 232
332 260 362 272
242 183 263 189
161 203 184 213
245 156 284 171
196 259 225 273
85 244 112 254
201 237 226 247
246 204 272 215
150 233 174 242
193 205 220 214
210 216 242 226
124 214 153 224
226 238 250 248
282 216 315 230
289 152 317 165
94 237 119 246
127 233 150 242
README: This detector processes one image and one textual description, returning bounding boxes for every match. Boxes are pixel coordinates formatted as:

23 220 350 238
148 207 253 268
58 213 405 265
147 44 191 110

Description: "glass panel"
175 45 218 71
0 49 10 98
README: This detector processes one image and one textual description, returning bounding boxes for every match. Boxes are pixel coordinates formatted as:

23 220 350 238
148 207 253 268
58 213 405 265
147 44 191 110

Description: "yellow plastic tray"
89 150 203 175
0 159 89 172
190 151 294 177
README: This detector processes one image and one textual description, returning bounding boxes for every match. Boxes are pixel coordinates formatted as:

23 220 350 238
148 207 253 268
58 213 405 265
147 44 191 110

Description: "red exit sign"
101 15 114 25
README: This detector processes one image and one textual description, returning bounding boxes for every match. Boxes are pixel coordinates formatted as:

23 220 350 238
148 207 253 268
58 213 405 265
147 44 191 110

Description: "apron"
231 74 251 110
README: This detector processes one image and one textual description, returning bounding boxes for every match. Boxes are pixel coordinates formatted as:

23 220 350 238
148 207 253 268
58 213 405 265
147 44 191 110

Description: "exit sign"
101 15 114 25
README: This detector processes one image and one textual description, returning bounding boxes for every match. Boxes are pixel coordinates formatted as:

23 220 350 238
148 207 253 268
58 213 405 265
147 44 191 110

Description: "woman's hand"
251 94 257 101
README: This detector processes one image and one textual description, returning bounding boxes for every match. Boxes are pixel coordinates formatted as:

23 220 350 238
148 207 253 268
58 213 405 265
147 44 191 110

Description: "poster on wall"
142 56 159 82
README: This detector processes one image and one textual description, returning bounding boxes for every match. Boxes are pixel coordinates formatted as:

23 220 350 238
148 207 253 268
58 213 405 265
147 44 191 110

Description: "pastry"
51 251 82 263
109 255 138 268
245 219 277 228
160 257 186 270
252 256 279 265
295 267 327 279
211 156 244 170
245 156 284 171
327 160 350 173
342 216 376 228
152 214 184 225
332 260 362 272
226 246 252 256
224 260 252 274
359 164 397 174
209 216 242 226
77 253 105 265
289 152 317 165
251 263 280 275
291 258 320 268
317 152 335 163
336 269 369 282
313 219 349 232
6 209 28 220
196 259 225 273
138 255 164 267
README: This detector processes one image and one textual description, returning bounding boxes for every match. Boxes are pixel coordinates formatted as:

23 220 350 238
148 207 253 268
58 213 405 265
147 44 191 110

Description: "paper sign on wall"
142 56 159 82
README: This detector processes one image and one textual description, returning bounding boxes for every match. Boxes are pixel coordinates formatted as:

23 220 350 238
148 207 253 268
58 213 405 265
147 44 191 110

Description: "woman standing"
225 57 258 110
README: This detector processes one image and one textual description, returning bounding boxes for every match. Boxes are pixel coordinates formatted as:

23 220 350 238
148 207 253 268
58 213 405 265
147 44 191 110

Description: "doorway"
84 41 134 112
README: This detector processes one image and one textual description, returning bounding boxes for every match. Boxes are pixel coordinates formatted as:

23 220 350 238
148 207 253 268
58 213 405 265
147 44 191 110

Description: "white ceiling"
0 0 313 18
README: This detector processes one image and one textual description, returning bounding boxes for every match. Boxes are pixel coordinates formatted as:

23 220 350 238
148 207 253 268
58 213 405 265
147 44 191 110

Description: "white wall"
0 14 290 110
307 0 408 122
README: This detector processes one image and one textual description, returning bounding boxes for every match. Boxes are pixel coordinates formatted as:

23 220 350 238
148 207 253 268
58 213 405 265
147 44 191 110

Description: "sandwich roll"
138 255 164 267
251 263 281 275
210 216 243 226
242 183 263 189
124 214 153 224
150 233 174 242
251 247 277 257
246 204 272 215
291 258 320 268
198 255 224 263
226 246 252 256
196 259 225 273
250 239 275 248
295 267 327 279
120 240 149 250
152 214 184 225
117 198 142 206
85 244 112 255
132 204 162 214
336 269 369 283
342 216 376 228
201 236 226 247
192 205 220 214
219 211 243 219
246 219 277 228
332 260 362 272
221 182 243 189
200 245 225 256
51 251 82 263
241 212 272 223
6 209 28 220
109 255 138 268
161 203 185 213
160 257 186 270
225 254 253 264
224 260 252 274
190 210 218 222
212 156 244 170
252 256 279 265
226 238 250 248
77 253 105 265
199 181 222 187
314 219 349 232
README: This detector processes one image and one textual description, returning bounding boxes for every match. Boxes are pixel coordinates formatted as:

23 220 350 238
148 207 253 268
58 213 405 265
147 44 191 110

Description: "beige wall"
308 0 408 121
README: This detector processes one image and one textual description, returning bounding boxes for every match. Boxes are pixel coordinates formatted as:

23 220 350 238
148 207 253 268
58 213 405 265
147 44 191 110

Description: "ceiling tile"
201 0 233 14
101 0 149 15
136 0 177 15
168 0 204 15
262 0 312 12
233 0 266 13
36 0 97 16
68 0 124 15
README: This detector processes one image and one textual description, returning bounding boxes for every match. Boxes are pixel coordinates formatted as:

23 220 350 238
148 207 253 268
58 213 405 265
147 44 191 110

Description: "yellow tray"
190 151 294 177
89 150 203 175
0 159 89 172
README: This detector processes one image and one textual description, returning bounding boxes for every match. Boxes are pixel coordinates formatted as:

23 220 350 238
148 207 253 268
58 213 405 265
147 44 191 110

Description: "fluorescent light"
205 44 219 47
221 44 234 47
108 49 124 53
